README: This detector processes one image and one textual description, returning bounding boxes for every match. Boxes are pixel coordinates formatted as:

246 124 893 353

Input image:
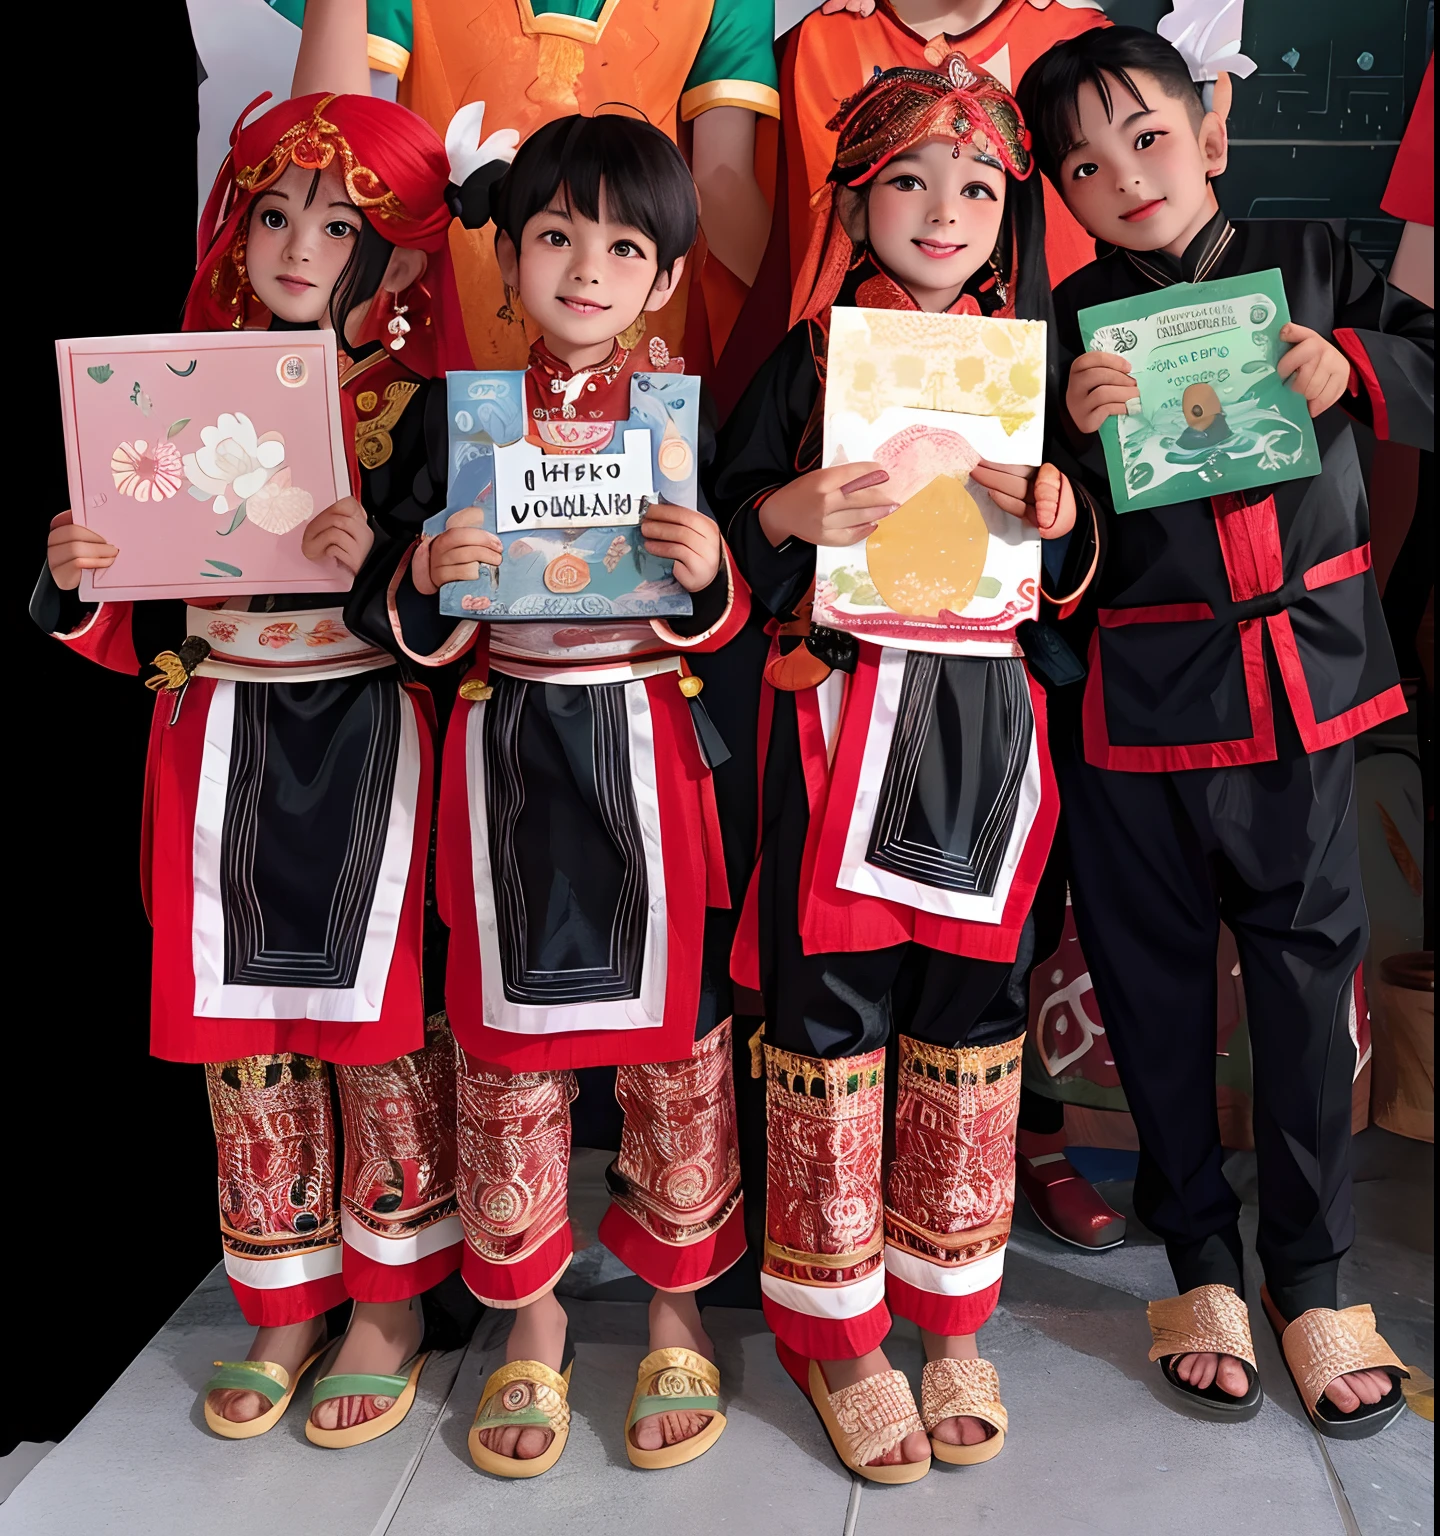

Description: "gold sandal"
1262 1288 1408 1440
1147 1284 1263 1419
921 1357 1007 1464
469 1347 575 1479
805 1359 930 1485
202 1348 324 1440
625 1347 726 1469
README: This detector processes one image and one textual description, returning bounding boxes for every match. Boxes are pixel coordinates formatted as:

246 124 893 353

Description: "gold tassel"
748 1022 766 1079
145 651 192 693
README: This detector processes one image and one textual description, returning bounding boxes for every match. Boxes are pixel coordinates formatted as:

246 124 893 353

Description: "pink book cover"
56 330 352 601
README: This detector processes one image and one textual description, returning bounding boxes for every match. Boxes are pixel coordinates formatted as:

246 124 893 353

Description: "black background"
12 1 210 1452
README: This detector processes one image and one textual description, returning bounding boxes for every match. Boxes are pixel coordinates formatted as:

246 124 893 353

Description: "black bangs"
1016 26 1205 183
492 113 699 275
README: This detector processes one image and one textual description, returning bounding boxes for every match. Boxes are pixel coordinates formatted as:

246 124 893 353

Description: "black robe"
1050 211 1434 771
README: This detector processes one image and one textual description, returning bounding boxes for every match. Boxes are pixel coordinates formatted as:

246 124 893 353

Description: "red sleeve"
651 544 753 653
1381 57 1434 227
54 601 142 674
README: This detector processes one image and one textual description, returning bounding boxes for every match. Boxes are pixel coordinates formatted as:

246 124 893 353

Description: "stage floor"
4 1130 1432 1536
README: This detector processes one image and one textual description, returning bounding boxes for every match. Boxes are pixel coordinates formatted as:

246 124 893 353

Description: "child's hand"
414 506 503 594
757 463 897 549
47 510 118 590
301 496 374 575
819 0 876 13
1277 323 1350 418
1065 351 1139 435
971 462 1076 539
640 504 721 593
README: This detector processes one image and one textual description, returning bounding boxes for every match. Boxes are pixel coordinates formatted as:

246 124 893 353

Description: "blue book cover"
426 369 700 620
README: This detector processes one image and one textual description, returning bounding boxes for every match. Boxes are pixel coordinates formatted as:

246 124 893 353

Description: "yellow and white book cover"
816 306 1047 652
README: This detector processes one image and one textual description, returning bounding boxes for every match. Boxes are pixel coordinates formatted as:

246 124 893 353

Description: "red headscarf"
792 52 1034 328
184 92 470 376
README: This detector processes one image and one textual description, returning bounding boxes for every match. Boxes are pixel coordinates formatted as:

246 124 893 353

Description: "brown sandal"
1147 1284 1262 1419
1261 1288 1408 1440
921 1357 1007 1464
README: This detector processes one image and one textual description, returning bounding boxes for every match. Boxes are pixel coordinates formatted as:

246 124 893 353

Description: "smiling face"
1057 71 1226 255
855 136 1007 312
498 185 683 366
245 161 363 325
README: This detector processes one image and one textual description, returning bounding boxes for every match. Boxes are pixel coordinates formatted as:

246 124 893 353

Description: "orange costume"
343 0 782 369
782 0 1108 292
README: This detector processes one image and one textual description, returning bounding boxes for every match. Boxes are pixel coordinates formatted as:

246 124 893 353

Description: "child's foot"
820 1350 932 1467
476 1291 569 1462
307 1298 422 1433
206 1316 326 1425
629 1291 717 1453
919 1329 995 1447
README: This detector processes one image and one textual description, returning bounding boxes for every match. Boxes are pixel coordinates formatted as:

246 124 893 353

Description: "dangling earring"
988 246 1008 308
497 283 523 325
615 313 647 351
386 292 411 351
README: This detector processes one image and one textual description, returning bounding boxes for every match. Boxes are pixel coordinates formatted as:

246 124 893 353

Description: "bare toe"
513 1427 553 1460
901 1428 931 1463
1214 1355 1249 1398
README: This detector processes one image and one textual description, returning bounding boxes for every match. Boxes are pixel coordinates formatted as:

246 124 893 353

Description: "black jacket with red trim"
1053 212 1433 772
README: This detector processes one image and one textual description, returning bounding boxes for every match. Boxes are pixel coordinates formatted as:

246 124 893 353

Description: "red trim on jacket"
1266 611 1407 750
1333 328 1390 441
1303 542 1372 590
1097 602 1216 627
651 545 753 654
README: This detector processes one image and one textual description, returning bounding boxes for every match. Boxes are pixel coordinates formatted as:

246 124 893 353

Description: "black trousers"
1058 706 1366 1318
759 690 1033 1060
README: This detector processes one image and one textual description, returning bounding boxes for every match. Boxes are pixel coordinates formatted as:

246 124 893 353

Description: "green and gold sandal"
469 1337 576 1479
304 1352 431 1449
203 1349 324 1441
625 1347 726 1470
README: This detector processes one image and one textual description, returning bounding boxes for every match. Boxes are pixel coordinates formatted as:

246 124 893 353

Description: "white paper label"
492 430 655 533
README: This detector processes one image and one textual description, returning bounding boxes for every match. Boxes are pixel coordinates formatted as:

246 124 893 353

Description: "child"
386 112 752 1476
708 55 1093 1482
1017 27 1433 1437
33 69 518 1446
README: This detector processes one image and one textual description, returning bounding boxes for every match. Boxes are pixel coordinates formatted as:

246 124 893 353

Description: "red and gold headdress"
792 53 1033 328
828 51 1032 188
184 92 471 375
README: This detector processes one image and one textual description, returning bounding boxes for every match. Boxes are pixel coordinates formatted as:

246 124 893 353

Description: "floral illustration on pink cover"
110 438 183 502
182 412 315 535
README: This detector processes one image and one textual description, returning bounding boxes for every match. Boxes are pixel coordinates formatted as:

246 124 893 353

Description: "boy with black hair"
1017 27 1432 1439
389 111 752 1477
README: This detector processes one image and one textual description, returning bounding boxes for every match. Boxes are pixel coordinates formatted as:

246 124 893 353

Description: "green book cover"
1078 268 1321 513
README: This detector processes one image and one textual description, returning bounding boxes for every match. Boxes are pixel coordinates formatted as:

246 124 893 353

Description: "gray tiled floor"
4 1130 1432 1536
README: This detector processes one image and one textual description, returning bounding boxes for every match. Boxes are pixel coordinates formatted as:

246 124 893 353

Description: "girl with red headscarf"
33 74 513 1449
708 54 1097 1482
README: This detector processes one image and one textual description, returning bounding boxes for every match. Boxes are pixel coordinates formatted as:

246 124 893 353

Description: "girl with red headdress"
708 53 1097 1482
32 13 514 1451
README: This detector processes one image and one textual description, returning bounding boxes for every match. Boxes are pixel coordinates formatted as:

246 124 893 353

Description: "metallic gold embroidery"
827 1369 925 1467
1146 1284 1257 1369
455 1061 578 1265
885 1036 1022 1271
763 1045 885 1288
1281 1304 1405 1411
920 1356 1008 1436
355 380 421 469
609 1020 741 1247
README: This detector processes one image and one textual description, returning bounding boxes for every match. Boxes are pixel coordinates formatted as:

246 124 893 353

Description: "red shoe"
1016 1131 1126 1250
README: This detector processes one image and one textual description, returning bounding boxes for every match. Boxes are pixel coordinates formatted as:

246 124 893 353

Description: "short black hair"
492 113 699 276
1017 27 1205 183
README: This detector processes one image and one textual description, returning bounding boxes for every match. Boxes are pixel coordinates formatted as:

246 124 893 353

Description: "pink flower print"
304 618 349 647
602 534 631 573
110 438 183 502
258 622 299 648
206 620 240 644
460 594 492 612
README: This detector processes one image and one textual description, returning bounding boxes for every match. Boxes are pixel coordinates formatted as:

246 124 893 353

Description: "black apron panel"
485 677 648 1006
866 655 1031 897
222 677 402 989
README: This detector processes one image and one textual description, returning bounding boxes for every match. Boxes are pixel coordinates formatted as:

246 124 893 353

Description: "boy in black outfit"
1017 28 1432 1438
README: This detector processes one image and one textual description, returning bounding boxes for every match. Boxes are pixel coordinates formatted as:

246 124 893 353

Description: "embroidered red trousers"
762 1035 1023 1359
204 1017 461 1326
454 1019 746 1307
